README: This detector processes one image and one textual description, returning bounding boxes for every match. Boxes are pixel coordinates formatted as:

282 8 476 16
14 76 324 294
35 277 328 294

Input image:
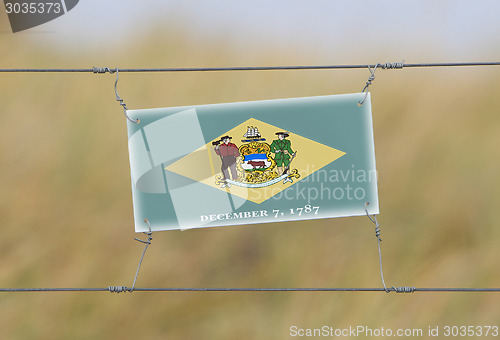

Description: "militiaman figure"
270 132 295 176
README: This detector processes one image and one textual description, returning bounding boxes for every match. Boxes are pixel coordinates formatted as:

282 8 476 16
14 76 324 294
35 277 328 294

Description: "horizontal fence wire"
1 287 500 293
0 62 500 73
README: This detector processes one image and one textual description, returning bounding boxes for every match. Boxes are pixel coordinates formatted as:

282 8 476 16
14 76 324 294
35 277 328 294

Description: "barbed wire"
0 61 499 73
0 287 499 293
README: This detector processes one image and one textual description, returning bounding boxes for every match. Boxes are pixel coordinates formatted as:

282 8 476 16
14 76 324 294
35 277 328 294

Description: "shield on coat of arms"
240 127 272 172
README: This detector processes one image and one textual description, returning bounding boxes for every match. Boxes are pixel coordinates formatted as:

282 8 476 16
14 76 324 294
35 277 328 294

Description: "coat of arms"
213 126 300 188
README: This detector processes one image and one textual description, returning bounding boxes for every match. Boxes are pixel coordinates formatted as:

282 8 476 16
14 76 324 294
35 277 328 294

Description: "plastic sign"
126 93 379 232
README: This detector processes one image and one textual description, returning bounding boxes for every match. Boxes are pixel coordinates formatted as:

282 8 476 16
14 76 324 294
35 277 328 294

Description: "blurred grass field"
1 18 500 340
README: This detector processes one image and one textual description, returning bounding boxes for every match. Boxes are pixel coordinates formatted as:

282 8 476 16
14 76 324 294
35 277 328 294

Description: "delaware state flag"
126 93 379 232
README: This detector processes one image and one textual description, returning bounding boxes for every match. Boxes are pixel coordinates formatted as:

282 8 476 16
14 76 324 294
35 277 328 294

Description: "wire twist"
93 66 139 123
359 64 378 105
358 61 404 105
92 67 115 74
380 61 404 69
113 68 139 124
365 201 382 241
107 220 153 294
364 202 416 294
391 286 415 293
129 219 154 292
108 286 129 293
361 64 378 93
364 202 388 291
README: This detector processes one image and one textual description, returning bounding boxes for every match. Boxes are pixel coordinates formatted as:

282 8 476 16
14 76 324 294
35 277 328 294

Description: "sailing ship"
241 126 266 142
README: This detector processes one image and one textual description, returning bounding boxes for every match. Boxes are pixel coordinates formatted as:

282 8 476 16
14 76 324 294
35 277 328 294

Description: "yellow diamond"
165 118 346 204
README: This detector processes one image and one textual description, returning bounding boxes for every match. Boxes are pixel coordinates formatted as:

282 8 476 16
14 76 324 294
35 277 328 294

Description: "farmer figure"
214 135 240 181
270 132 295 176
